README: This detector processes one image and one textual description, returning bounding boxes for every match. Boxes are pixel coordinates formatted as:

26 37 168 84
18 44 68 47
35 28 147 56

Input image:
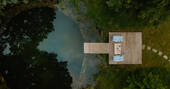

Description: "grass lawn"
142 17 170 57
142 49 168 67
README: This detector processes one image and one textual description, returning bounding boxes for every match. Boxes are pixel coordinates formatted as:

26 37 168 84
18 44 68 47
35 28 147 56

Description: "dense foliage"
124 68 170 89
0 0 58 30
107 0 170 26
0 7 72 89
0 73 9 89
93 67 170 89
0 0 29 24
83 0 111 29
83 0 170 29
0 50 72 89
1 7 55 55
93 67 128 89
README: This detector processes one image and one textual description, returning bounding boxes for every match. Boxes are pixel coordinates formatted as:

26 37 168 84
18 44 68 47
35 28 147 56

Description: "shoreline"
56 1 101 89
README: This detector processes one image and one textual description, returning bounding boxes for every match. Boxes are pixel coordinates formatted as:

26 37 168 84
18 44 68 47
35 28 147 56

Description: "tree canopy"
0 49 72 89
124 68 170 89
1 7 56 55
0 0 58 32
93 67 170 89
106 0 170 26
84 0 170 29
0 6 72 89
0 0 29 25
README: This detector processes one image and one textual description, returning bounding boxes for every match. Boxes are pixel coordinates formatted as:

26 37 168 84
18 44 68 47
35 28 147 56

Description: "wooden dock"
84 43 111 54
84 32 142 64
109 32 142 64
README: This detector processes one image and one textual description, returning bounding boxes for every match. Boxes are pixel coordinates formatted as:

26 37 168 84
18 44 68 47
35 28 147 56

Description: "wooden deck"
84 32 142 64
84 43 111 54
109 32 142 64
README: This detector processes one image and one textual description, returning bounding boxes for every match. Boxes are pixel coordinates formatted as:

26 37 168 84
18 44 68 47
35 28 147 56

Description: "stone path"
142 44 169 61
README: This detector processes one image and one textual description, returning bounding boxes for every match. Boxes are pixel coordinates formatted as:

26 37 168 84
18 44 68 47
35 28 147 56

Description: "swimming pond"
38 11 99 88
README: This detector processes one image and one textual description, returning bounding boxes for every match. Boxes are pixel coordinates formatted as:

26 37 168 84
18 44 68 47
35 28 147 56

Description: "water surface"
38 11 84 88
38 10 100 88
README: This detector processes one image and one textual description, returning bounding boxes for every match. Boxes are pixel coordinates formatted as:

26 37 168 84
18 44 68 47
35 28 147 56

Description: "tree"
0 7 72 89
92 66 170 89
123 68 170 89
0 0 29 24
0 0 59 33
106 0 170 26
93 67 128 89
84 0 112 29
1 7 56 55
0 73 9 89
83 0 169 29
0 48 72 89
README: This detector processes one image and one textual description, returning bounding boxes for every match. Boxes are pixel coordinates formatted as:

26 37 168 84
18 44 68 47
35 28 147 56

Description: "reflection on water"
38 11 99 89
38 11 84 88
